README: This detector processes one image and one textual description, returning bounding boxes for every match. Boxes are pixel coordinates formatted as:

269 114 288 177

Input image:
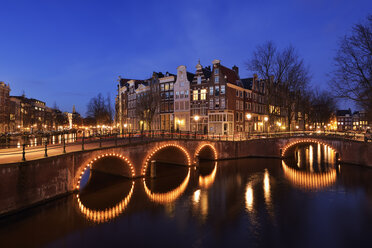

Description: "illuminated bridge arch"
141 143 192 176
75 153 135 190
194 143 218 163
281 138 340 159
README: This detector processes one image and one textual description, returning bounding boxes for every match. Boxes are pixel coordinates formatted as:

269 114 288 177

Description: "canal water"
0 143 372 247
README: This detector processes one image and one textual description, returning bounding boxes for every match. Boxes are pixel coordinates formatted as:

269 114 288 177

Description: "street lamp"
246 113 252 137
194 115 200 133
264 116 269 134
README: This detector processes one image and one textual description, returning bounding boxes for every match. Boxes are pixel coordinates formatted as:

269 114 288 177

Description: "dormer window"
214 68 219 75
197 76 201 84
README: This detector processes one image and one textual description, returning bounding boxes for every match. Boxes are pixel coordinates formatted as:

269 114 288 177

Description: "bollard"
63 137 66 153
22 143 26 161
150 160 156 178
44 141 48 157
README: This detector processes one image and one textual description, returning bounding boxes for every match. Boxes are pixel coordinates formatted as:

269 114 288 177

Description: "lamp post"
194 115 200 138
264 116 269 135
246 113 252 138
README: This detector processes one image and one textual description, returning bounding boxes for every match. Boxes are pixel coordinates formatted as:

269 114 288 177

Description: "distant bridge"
0 131 371 216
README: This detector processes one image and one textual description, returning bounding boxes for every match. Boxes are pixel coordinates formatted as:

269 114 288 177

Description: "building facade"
174 65 193 131
0 82 10 133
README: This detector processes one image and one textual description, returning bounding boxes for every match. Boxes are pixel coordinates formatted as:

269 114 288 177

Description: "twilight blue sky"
0 0 371 115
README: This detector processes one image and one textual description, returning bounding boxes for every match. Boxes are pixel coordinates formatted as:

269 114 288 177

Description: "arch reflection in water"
143 168 191 204
199 162 218 189
76 181 135 223
282 160 336 189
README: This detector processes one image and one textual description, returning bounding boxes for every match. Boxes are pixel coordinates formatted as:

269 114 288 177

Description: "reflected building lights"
309 145 313 172
76 181 135 223
245 183 254 213
193 189 201 204
143 168 191 204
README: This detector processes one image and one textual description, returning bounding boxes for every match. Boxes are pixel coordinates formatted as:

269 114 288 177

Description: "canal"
0 143 371 247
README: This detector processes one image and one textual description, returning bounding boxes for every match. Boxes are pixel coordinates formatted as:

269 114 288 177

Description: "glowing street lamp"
246 113 252 120
194 115 200 133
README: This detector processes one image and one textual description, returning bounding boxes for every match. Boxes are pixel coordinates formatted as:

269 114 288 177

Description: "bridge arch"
141 143 192 176
194 143 218 163
281 138 340 159
75 153 135 190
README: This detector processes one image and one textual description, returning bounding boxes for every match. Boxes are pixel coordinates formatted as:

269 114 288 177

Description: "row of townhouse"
336 109 370 131
116 59 284 135
0 81 80 134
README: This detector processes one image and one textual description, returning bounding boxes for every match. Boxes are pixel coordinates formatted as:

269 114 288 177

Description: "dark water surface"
0 143 372 248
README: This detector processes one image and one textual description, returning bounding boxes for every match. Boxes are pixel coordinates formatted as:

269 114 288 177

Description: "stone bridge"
1 136 371 216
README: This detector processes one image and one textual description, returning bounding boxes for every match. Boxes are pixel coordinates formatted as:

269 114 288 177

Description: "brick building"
0 81 10 133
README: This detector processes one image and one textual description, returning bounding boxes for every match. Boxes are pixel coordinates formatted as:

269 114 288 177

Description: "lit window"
193 90 198 101
215 76 219 83
201 89 207 100
165 83 169 91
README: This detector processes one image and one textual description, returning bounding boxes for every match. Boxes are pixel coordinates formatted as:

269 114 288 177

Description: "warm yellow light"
194 115 200 121
264 116 268 122
296 125 299 129
277 122 282 127
123 123 127 128
246 113 252 120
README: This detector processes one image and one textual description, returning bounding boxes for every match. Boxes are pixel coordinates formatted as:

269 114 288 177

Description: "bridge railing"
0 130 366 163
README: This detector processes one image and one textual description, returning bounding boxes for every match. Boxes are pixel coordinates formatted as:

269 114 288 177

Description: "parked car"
365 129 372 142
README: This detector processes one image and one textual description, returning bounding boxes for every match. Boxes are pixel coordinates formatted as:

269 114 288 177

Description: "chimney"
232 65 239 76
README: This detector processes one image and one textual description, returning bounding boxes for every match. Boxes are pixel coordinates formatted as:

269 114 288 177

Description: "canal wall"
0 138 371 216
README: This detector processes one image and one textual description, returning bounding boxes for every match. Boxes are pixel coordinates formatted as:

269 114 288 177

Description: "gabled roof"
202 67 211 79
187 72 195 82
220 65 239 84
336 109 352 116
241 78 253 90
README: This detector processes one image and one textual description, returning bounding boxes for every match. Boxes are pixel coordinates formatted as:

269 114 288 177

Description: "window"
236 90 239 97
240 101 243 110
215 76 219 83
193 90 198 101
175 102 179 110
210 87 214 95
169 83 173 90
185 90 189 98
165 83 169 91
214 68 219 75
221 85 225 94
221 98 225 109
201 89 207 100
185 101 189 110
197 76 201 84
215 86 220 96
209 99 213 109
175 91 179 99
240 91 243 98
236 100 239 109
180 91 184 98
215 98 219 109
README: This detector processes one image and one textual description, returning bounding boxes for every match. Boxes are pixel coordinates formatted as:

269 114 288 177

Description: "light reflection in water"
199 162 218 189
245 183 254 213
76 181 135 223
143 168 191 204
282 160 336 190
263 169 271 206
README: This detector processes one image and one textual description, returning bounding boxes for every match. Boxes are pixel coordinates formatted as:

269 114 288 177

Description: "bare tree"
135 87 160 132
247 41 311 130
86 93 112 125
330 14 372 120
309 90 337 126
